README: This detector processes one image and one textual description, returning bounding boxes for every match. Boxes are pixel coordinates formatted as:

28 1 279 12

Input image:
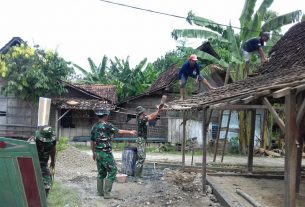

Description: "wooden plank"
210 104 267 110
224 64 231 85
254 89 272 98
248 110 256 172
202 109 207 192
263 97 285 133
284 92 297 207
273 87 292 98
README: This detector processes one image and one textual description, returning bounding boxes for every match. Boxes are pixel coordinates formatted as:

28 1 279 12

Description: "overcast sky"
1 0 304 70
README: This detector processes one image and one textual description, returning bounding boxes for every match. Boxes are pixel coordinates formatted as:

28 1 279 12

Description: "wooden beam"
210 104 267 110
224 64 231 85
248 110 256 172
221 110 232 162
202 109 207 192
296 93 305 193
273 87 292 98
181 112 187 167
213 110 223 162
284 92 297 207
254 89 272 98
295 83 305 94
296 98 305 127
263 97 285 133
241 96 255 104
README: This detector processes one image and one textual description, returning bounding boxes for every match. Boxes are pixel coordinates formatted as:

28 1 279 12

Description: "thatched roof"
167 21 305 111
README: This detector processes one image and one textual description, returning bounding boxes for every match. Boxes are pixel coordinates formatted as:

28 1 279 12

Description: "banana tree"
73 55 109 83
172 0 302 80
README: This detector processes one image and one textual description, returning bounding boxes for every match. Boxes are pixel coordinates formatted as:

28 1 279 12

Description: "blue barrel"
121 147 138 176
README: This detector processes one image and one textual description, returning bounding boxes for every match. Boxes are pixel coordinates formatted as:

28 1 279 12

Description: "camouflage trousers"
40 163 52 192
96 151 117 182
135 137 146 176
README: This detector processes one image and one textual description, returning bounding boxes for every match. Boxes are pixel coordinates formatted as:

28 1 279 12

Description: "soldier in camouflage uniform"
91 108 136 199
34 126 56 196
135 106 161 181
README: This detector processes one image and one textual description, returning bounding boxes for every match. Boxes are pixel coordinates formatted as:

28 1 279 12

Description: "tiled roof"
52 98 114 110
74 84 117 103
167 21 305 111
148 65 178 93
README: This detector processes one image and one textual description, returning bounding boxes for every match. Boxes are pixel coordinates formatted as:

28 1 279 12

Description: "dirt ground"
55 145 222 207
209 175 305 207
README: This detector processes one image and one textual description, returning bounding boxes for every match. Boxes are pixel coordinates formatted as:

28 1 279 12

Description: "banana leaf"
172 29 221 40
261 10 302 32
226 25 242 60
73 63 89 76
242 0 274 41
186 11 224 35
239 0 257 39
195 49 229 68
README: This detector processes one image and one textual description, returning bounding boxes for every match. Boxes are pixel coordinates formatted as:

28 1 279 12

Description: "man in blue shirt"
179 54 215 100
242 32 270 75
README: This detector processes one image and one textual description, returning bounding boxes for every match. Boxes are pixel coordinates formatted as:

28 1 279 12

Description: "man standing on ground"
91 108 137 199
179 54 216 100
134 106 161 183
242 32 270 75
34 126 56 197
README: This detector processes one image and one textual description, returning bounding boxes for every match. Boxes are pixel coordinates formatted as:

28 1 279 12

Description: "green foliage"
48 181 81 207
0 44 74 103
56 137 69 153
228 136 240 154
261 10 302 32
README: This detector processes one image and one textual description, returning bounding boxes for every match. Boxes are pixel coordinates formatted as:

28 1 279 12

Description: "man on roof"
179 54 216 101
242 32 270 75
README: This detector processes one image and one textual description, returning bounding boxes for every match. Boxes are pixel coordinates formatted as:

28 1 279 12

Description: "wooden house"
166 21 305 207
0 37 116 140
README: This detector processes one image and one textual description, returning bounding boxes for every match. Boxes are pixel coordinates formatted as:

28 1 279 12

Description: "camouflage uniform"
91 122 119 182
34 126 56 196
135 115 148 177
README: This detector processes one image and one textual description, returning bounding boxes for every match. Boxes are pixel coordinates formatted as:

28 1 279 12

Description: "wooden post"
213 110 223 162
248 109 256 172
221 110 232 162
284 92 297 207
202 109 207 192
224 64 231 85
296 93 305 193
182 112 186 168
55 109 59 141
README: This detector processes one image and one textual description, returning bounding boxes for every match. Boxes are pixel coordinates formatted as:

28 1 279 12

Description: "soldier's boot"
134 167 143 183
97 178 104 196
103 179 118 199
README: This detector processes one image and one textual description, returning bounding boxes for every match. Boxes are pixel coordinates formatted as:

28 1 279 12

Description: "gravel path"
55 145 222 207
